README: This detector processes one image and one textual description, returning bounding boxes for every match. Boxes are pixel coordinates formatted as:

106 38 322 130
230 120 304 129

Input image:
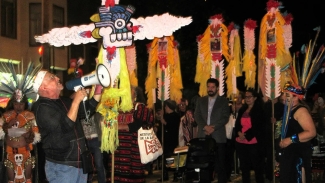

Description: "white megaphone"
65 64 110 99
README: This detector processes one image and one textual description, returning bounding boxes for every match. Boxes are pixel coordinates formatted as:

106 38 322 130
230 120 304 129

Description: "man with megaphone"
31 64 110 183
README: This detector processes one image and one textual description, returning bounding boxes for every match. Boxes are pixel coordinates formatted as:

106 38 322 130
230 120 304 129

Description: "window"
29 3 41 46
1 0 17 39
53 5 64 28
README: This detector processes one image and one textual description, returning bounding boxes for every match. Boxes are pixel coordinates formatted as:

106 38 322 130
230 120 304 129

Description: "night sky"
68 0 325 100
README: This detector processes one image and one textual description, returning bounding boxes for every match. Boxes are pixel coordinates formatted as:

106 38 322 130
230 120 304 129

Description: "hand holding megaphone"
66 64 110 101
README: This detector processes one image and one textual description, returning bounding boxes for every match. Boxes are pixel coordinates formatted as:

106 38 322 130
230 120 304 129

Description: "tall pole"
272 100 275 183
161 101 164 182
41 0 50 70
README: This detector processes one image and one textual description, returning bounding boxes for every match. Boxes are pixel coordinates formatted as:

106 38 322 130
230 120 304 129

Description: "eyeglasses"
245 96 253 99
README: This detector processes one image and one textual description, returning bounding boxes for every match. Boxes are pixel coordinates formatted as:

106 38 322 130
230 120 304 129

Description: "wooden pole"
161 101 165 181
111 153 114 183
271 99 275 183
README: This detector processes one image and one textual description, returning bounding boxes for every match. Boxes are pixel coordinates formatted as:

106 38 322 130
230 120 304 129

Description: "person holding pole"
279 84 316 183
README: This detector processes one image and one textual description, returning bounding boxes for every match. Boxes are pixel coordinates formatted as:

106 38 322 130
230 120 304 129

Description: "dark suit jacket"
194 95 230 143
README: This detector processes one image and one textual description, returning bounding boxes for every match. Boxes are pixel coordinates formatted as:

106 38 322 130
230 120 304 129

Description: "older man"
31 70 103 183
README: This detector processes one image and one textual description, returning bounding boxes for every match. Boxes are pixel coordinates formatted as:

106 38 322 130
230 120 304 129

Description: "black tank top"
285 105 304 138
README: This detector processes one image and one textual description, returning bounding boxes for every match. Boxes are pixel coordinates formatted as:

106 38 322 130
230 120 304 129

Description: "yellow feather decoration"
167 36 183 103
95 47 133 152
195 26 212 96
220 24 230 62
226 33 241 98
242 50 256 89
258 11 291 94
145 38 158 109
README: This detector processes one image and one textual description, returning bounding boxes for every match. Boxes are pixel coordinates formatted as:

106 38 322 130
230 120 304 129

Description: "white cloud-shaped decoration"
34 24 97 47
34 13 192 47
132 13 192 40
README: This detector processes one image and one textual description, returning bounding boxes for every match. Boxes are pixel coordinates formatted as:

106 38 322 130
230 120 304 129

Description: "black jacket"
235 104 266 144
32 96 98 167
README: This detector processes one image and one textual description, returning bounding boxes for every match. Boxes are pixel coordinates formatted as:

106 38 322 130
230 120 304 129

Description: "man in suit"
195 78 230 183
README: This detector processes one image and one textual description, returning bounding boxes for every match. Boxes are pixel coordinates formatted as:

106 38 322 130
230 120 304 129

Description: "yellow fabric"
145 38 158 109
95 47 133 153
98 48 133 112
100 119 119 153
167 36 183 103
195 26 212 97
220 24 230 62
129 71 138 87
258 11 291 94
242 50 256 89
226 34 242 98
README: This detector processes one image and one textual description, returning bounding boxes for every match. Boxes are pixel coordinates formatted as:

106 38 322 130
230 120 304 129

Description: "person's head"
33 70 63 99
6 90 28 112
206 78 219 97
164 99 177 114
131 86 146 104
283 83 305 106
178 98 188 113
317 95 325 107
244 88 258 107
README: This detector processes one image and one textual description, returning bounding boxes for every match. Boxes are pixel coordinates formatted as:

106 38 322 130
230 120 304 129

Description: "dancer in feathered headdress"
226 22 242 99
0 61 42 183
195 14 229 97
258 0 292 95
279 27 325 183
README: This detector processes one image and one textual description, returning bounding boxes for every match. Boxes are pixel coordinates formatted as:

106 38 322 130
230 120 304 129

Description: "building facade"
0 0 68 82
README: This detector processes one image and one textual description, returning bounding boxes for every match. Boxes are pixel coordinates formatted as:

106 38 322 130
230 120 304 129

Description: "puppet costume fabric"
108 103 154 183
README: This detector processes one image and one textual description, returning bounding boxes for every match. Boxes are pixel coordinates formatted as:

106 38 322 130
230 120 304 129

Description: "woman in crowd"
235 89 266 183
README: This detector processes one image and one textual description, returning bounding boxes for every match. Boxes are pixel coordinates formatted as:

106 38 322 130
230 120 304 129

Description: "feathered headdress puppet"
145 36 183 109
195 14 229 96
225 22 242 99
0 61 42 104
258 0 292 95
242 19 257 89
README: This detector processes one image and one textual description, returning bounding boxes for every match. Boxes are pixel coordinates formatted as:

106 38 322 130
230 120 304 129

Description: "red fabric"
158 55 167 69
267 44 277 58
212 53 222 61
105 0 115 7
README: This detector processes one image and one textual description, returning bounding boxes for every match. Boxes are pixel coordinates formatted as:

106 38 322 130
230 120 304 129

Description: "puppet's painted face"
95 5 135 48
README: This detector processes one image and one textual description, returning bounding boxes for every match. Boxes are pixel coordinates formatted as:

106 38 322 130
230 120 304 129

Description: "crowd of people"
0 70 324 183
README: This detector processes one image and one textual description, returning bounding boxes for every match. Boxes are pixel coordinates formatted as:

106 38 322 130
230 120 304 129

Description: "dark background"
68 0 325 100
